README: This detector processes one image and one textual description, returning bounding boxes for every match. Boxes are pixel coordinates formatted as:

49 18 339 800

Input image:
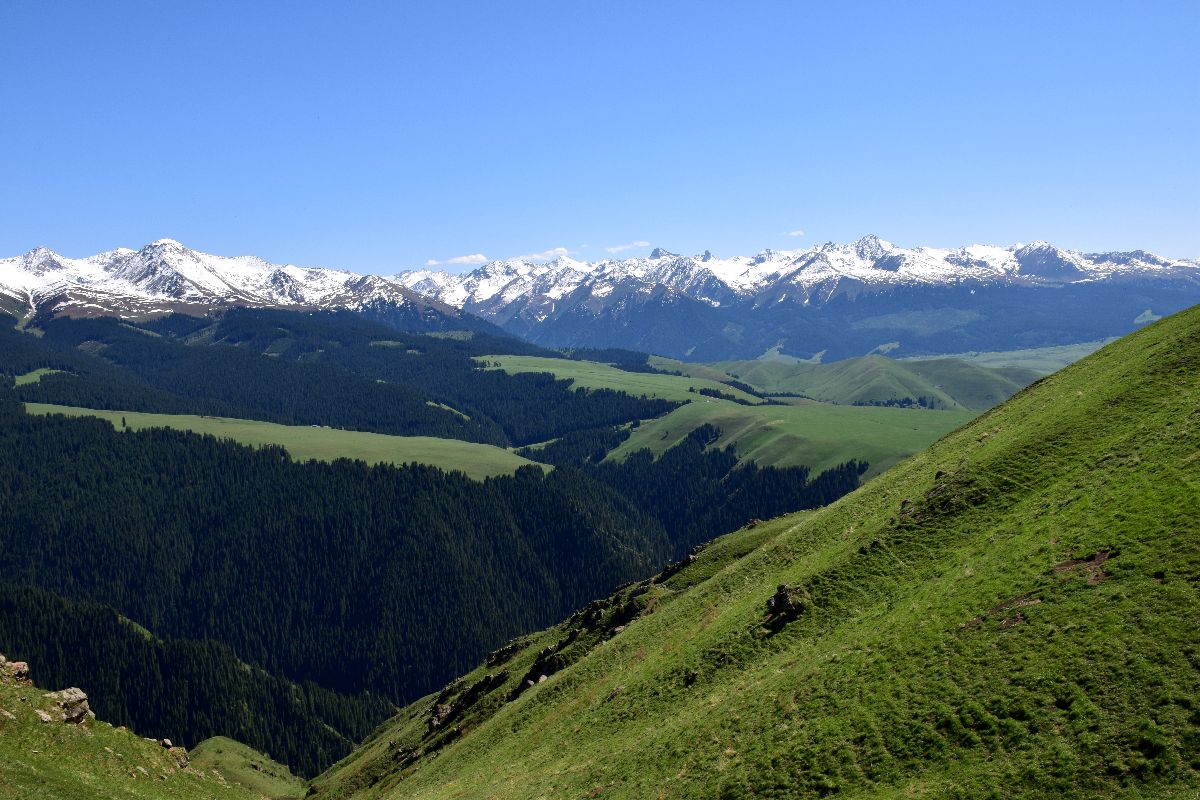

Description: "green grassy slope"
480 353 976 476
608 400 974 477
188 737 305 798
902 339 1115 374
477 355 762 404
313 305 1200 799
12 368 63 386
22 404 543 480
656 354 1038 410
0 664 261 800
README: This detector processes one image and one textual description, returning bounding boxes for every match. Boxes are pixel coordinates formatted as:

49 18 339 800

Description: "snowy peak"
392 239 1200 328
2 238 1196 335
0 240 466 321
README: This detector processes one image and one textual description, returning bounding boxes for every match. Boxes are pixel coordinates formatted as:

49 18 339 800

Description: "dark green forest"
0 584 394 778
0 308 871 776
7 311 678 446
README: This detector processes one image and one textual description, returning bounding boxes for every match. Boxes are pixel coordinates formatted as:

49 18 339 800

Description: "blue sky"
2 1 1197 272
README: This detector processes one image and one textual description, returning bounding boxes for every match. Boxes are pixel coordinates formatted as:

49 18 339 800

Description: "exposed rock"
485 637 529 668
765 584 812 624
159 738 173 748
35 709 53 723
44 687 91 724
167 746 189 769
8 661 30 681
426 704 453 733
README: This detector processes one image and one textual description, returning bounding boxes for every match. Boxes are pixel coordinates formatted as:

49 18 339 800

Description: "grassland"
12 368 63 386
23 404 542 480
188 737 304 798
609 400 974 477
477 355 761 404
0 667 261 800
480 353 978 475
902 339 1114 374
313 305 1200 799
652 354 1037 410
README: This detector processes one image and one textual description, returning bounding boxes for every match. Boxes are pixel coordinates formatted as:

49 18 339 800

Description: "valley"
310 302 1200 800
5 5 1196 796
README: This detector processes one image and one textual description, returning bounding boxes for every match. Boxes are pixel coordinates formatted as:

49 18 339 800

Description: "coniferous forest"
0 311 869 775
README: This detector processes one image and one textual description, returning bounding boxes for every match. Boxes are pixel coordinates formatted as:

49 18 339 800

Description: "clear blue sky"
2 1 1197 272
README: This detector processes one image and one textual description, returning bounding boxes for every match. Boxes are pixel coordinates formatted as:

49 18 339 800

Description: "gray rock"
44 687 91 724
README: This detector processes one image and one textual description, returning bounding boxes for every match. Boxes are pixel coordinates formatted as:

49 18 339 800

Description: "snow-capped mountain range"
396 236 1198 318
3 236 1197 360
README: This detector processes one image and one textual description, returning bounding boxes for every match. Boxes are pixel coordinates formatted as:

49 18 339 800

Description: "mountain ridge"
310 302 1200 799
5 237 1198 360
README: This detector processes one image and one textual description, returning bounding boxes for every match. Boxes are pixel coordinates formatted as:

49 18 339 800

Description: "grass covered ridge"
22 404 543 480
476 355 762 404
608 400 974 478
188 736 305 798
313 305 1200 799
654 354 1038 410
0 665 265 800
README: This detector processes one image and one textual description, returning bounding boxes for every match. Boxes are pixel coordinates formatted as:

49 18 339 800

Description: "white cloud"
519 246 573 262
784 229 806 237
425 253 488 267
605 240 651 254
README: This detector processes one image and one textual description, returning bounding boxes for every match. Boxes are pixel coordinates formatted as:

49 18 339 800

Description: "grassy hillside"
480 353 977 475
312 305 1200 799
23 404 543 480
608 400 974 477
0 661 264 800
12 368 63 386
188 737 305 798
902 339 1114 374
654 354 1038 410
477 355 762 404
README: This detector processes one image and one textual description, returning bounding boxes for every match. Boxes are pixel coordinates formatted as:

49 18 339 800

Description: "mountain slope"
395 237 1200 360
5 238 1198 360
0 239 501 334
677 354 1041 410
312 304 1200 799
0 655 272 800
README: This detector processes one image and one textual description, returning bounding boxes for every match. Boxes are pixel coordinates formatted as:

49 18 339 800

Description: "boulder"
159 738 173 749
8 662 30 681
44 687 91 724
765 584 812 623
35 709 53 723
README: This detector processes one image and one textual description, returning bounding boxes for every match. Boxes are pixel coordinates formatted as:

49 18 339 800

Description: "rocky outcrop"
43 686 94 724
765 584 811 625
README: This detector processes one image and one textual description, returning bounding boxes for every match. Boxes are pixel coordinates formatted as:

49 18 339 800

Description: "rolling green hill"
654 354 1039 410
188 737 305 798
23 403 543 480
311 305 1200 799
479 353 979 476
608 400 974 477
477 354 762 404
902 339 1115 374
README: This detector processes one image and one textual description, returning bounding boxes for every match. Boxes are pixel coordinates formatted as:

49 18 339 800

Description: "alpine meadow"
1 3 1197 799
